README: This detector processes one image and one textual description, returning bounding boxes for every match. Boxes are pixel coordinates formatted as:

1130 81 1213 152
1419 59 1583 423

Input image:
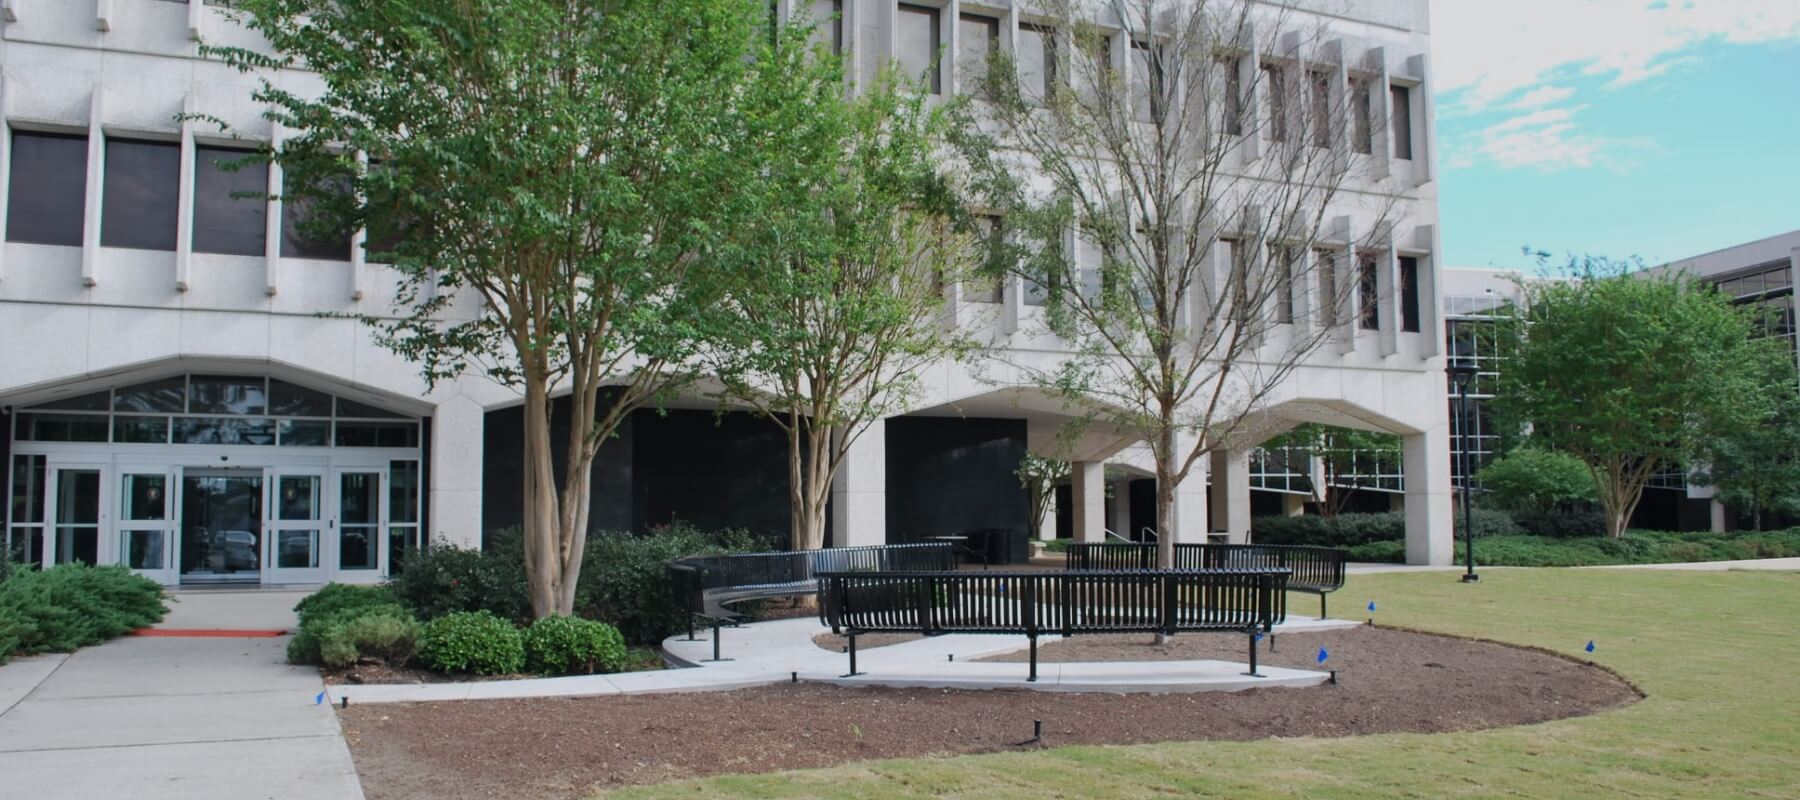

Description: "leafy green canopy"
1475 448 1597 513
1697 342 1800 530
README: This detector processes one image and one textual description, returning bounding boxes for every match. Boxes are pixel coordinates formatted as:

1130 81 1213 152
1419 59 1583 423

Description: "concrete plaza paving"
0 589 361 800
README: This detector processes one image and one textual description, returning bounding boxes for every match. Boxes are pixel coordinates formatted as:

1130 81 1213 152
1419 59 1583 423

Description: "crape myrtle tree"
952 0 1397 568
1698 342 1800 531
207 0 773 617
1497 256 1770 539
710 16 973 552
1015 453 1072 541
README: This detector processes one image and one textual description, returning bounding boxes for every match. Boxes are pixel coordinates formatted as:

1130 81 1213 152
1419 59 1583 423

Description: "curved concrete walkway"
331 613 1353 705
0 589 362 800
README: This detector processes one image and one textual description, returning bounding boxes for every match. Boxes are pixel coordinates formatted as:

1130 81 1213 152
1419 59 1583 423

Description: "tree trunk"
521 373 563 619
787 418 807 551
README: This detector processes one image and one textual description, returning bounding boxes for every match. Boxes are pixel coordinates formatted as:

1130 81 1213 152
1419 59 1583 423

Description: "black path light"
1446 356 1480 583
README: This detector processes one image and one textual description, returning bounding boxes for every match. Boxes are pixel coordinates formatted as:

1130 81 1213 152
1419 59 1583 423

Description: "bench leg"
1242 630 1264 678
841 633 865 678
683 616 702 642
703 621 734 663
1320 593 1327 620
1027 635 1038 683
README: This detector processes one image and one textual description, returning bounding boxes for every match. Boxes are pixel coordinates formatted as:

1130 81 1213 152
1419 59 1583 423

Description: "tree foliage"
1015 453 1072 540
1496 256 1769 537
709 13 971 551
1264 423 1402 517
1475 447 1597 513
1697 343 1800 531
950 0 1400 567
207 0 771 616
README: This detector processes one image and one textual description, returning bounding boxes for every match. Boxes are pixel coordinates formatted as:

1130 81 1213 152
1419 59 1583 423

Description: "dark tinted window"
1391 85 1413 159
281 172 353 260
101 139 180 251
1399 256 1421 332
193 146 268 256
1350 76 1372 154
1219 57 1242 135
897 4 941 94
6 132 88 246
1018 24 1056 101
957 13 998 92
1358 255 1379 330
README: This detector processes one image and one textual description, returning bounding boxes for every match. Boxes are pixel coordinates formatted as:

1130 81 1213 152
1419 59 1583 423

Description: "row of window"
12 375 419 447
5 131 355 260
866 3 1415 160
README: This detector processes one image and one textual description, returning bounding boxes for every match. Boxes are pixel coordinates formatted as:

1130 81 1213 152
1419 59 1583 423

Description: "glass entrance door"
335 469 385 577
180 469 264 583
265 469 327 584
118 470 176 585
49 465 104 566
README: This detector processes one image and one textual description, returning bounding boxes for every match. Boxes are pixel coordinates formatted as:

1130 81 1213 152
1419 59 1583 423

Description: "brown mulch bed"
340 624 1640 800
809 631 924 651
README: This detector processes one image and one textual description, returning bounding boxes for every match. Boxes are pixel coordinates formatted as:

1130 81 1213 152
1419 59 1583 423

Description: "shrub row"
1342 528 1800 566
1252 509 1607 548
388 523 772 645
287 583 418 669
0 565 168 665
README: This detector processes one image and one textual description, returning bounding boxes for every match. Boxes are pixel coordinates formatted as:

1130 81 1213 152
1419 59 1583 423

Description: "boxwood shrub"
287 583 409 665
523 615 627 675
315 610 421 669
418 610 525 675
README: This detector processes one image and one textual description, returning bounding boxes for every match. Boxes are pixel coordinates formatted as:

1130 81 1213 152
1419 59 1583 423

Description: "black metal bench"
1063 543 1347 617
668 542 956 660
817 568 1290 681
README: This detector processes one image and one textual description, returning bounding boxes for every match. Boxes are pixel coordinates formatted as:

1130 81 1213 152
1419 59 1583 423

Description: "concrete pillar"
1209 450 1252 544
1107 477 1133 539
1072 461 1106 543
1037 491 1059 541
1402 427 1455 566
1709 500 1728 534
428 393 486 550
1282 493 1307 516
831 419 887 547
1169 438 1210 543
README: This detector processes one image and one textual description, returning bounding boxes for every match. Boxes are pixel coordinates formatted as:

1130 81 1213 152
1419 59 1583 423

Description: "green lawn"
605 568 1800 799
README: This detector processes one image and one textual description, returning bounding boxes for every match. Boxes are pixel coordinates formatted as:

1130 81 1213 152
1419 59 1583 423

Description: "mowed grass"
604 568 1800 799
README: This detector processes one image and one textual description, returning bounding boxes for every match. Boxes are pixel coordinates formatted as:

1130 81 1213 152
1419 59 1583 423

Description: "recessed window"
965 215 1002 303
1349 76 1373 155
1399 256 1421 332
1131 41 1164 124
1018 23 1057 102
1271 246 1295 324
281 171 354 261
1315 248 1338 326
1391 84 1413 160
957 13 999 94
1219 56 1243 136
1358 254 1380 330
194 146 270 256
1262 62 1287 143
808 0 842 54
1309 70 1332 148
6 131 88 247
101 138 180 252
896 3 941 95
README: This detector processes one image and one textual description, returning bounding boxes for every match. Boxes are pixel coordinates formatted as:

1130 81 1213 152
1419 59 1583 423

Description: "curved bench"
667 542 957 658
818 567 1291 681
1063 543 1347 617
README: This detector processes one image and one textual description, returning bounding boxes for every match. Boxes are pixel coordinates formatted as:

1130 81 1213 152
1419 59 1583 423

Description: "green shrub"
385 528 531 623
1043 538 1072 553
287 583 409 665
1511 510 1607 538
418 611 525 675
573 523 771 645
523 615 627 675
1346 540 1406 563
0 565 166 662
1253 510 1519 548
315 610 422 669
1476 448 1597 512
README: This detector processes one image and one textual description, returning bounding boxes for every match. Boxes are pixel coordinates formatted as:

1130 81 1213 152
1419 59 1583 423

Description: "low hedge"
523 615 627 675
287 583 411 666
388 523 771 645
418 610 525 675
1345 528 1800 566
0 564 168 665
1253 509 1522 548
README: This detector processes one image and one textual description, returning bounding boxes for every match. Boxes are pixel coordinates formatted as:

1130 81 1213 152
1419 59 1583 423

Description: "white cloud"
1432 0 1800 110
1453 105 1652 172
1509 85 1576 109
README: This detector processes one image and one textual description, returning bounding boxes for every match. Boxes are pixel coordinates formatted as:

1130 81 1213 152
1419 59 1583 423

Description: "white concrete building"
1 0 1455 587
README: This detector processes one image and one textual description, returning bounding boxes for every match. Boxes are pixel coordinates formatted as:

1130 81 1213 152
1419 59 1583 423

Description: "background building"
2 0 1455 585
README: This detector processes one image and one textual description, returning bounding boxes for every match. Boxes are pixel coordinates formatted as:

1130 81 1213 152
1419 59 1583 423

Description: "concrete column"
1072 461 1106 543
1282 493 1307 517
831 419 887 547
1169 439 1210 543
1107 477 1133 539
1402 427 1455 566
1709 500 1728 534
1037 491 1058 542
428 394 486 550
1209 450 1252 544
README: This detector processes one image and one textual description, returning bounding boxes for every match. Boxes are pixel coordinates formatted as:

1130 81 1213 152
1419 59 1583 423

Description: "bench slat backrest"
1064 543 1346 593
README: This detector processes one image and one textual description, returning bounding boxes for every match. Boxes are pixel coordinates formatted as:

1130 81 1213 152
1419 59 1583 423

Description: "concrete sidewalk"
0 591 361 800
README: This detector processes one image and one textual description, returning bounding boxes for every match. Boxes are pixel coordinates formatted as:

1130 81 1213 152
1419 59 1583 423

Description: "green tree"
1263 424 1402 518
1475 448 1597 513
1015 453 1071 541
709 14 970 552
1698 343 1800 531
951 0 1391 569
1497 256 1768 538
207 0 768 616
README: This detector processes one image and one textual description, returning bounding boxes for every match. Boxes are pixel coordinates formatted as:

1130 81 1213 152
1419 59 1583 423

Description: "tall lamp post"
1447 357 1480 583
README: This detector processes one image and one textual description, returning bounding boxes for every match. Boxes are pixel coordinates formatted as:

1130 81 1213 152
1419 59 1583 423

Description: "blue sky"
1430 1 1800 271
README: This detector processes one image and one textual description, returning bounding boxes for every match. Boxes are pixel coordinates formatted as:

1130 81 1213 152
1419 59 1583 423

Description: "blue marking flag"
1367 600 1376 613
1317 647 1329 664
314 691 326 706
998 582 1006 594
1254 632 1265 642
1585 640 1596 653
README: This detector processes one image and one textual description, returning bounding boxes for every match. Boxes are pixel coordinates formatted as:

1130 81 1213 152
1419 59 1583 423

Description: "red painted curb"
132 628 288 638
